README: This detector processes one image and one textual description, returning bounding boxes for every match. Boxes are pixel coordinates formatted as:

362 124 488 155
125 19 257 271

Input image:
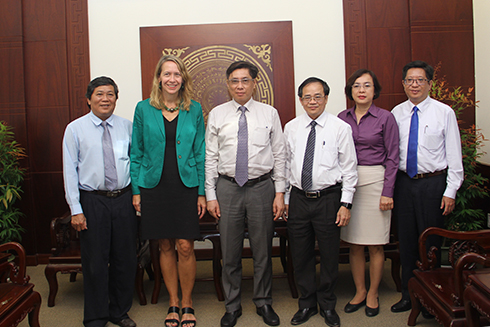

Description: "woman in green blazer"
130 55 205 327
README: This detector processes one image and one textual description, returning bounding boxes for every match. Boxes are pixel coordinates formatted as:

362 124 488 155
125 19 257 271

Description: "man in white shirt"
205 61 286 327
390 61 464 314
283 77 358 326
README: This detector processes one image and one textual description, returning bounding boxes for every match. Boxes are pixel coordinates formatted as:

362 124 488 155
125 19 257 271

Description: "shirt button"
177 140 181 144
178 155 182 159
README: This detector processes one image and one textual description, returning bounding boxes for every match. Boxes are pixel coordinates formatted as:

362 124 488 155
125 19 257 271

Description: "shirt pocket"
251 127 270 147
114 139 130 161
319 145 338 169
421 126 444 151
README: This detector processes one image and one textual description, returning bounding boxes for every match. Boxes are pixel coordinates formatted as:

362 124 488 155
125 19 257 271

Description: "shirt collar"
409 96 431 113
346 103 379 118
89 111 114 127
304 110 327 128
232 98 254 113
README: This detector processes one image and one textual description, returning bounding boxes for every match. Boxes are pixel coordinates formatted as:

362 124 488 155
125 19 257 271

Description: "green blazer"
130 99 205 195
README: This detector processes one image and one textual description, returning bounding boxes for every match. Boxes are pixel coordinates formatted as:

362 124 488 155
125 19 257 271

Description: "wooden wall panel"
411 29 474 87
27 107 69 172
343 0 475 127
365 0 409 28
22 0 66 41
23 41 69 109
366 28 410 94
0 47 25 106
0 0 89 257
410 0 473 26
0 1 23 37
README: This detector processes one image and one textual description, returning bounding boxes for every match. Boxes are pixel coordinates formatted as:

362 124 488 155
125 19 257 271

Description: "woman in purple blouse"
338 69 399 317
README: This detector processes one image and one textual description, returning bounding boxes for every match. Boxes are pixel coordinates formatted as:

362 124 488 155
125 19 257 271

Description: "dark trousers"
217 176 275 311
79 190 137 327
287 186 341 311
393 171 446 300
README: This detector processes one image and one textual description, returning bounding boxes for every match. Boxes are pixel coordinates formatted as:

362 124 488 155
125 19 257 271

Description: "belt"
84 185 132 198
292 183 341 199
405 169 447 180
220 172 271 186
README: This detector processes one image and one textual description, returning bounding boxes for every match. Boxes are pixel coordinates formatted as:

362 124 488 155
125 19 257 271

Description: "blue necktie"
235 106 248 187
301 121 317 191
101 121 118 190
407 106 419 178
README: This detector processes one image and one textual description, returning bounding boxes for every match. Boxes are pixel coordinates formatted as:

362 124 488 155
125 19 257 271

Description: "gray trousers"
216 176 275 311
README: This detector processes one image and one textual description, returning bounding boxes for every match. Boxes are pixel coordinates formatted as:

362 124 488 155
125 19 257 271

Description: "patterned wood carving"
65 0 91 120
140 22 295 127
343 0 367 79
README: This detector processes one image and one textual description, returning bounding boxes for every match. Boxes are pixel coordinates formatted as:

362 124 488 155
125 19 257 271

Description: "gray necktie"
101 121 118 191
235 106 248 187
301 120 317 191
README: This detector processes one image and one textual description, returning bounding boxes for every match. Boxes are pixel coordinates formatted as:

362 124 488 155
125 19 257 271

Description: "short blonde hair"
149 55 194 111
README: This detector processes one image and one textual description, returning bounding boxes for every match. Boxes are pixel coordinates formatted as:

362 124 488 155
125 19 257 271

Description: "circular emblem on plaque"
182 46 274 122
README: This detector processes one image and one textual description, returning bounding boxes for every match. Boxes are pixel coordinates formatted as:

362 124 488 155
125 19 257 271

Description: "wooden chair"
408 227 490 327
44 212 152 307
463 253 490 327
0 242 41 327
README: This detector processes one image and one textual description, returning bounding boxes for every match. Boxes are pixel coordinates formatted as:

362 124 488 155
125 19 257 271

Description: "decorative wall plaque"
140 21 295 126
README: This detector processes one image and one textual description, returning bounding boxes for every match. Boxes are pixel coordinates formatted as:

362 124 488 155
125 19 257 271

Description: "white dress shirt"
392 96 463 199
63 111 132 215
205 99 286 201
284 111 358 204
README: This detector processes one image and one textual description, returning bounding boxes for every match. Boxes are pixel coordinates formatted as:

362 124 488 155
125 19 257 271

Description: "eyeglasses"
403 78 429 86
352 83 372 90
301 95 325 103
228 78 254 86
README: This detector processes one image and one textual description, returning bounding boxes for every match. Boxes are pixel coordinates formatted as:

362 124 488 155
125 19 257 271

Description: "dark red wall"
0 0 90 261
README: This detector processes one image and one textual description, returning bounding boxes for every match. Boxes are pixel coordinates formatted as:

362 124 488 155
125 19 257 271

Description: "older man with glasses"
390 60 463 315
283 77 358 326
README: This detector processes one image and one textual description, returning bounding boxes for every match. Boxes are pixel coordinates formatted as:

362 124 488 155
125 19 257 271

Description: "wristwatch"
340 202 352 210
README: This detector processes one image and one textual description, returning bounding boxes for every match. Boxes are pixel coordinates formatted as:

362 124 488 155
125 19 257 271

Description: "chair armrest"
453 252 490 305
417 227 490 270
0 242 29 285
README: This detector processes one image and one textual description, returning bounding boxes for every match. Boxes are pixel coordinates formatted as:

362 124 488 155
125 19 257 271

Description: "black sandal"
181 307 196 327
165 306 180 327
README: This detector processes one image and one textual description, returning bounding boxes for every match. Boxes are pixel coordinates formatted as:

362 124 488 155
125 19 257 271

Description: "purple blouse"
338 104 399 197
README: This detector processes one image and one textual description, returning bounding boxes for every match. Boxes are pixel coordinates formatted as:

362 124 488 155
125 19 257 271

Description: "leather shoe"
320 309 340 327
391 299 411 313
221 307 242 327
344 299 366 313
291 307 318 325
256 304 280 326
112 318 136 327
365 298 379 317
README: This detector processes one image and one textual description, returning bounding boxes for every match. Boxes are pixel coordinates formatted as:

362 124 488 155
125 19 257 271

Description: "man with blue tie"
205 61 286 327
63 77 137 327
390 61 464 314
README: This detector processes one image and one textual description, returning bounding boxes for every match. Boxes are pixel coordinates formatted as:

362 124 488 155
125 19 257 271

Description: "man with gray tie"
63 77 137 327
205 61 286 327
283 77 357 326
390 61 464 314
